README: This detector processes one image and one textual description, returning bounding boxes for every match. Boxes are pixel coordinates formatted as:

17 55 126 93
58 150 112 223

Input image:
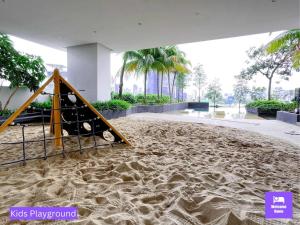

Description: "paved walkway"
129 113 300 147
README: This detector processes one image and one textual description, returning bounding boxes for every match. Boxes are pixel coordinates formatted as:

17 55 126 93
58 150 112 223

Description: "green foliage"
267 29 300 69
30 100 52 109
122 46 190 101
282 101 298 112
111 92 137 104
111 92 171 105
92 100 131 111
0 109 13 117
135 94 170 104
246 100 297 112
193 64 206 102
0 33 46 89
250 86 266 100
233 78 249 104
240 46 292 100
205 79 223 105
0 33 46 110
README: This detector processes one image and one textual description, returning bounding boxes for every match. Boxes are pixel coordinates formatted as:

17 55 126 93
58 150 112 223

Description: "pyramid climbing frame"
0 69 131 166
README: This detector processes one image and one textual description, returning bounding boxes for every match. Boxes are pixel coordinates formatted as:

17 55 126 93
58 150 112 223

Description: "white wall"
0 87 32 110
97 44 111 101
0 87 50 110
67 43 111 102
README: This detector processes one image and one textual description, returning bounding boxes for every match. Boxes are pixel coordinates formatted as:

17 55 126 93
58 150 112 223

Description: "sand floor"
0 118 299 225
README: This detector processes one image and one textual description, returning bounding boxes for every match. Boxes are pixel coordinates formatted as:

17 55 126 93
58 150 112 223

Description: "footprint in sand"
142 194 166 205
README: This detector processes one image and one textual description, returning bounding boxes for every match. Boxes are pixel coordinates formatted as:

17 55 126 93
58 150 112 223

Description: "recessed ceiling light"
138 22 143 26
195 12 201 16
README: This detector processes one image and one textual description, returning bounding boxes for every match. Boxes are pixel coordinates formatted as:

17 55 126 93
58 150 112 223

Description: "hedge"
0 109 13 117
92 99 131 111
111 92 137 104
30 100 52 109
246 100 297 112
135 94 170 104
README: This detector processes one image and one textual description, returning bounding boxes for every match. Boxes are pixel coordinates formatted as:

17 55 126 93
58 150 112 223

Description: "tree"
233 78 249 113
118 51 140 97
123 46 189 103
125 48 163 102
205 79 223 110
240 46 292 100
0 33 46 110
272 87 294 101
164 46 190 102
150 47 167 99
250 86 266 100
193 64 206 102
267 29 300 69
176 73 189 102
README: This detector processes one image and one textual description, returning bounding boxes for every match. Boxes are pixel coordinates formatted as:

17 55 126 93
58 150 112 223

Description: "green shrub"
246 100 284 110
111 92 137 104
0 109 13 117
30 100 52 109
246 100 297 112
282 101 298 112
92 99 131 111
136 94 170 104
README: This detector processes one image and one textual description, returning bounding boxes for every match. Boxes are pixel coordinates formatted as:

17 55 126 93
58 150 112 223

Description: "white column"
67 43 111 102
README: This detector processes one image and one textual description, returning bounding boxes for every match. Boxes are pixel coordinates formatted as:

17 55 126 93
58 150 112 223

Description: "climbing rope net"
0 70 130 167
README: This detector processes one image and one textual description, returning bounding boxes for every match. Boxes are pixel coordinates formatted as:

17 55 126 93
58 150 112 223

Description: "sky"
9 31 300 96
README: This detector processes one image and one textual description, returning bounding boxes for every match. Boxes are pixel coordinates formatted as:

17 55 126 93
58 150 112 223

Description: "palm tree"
164 46 190 102
267 29 300 69
150 47 167 99
171 51 190 100
125 49 156 102
122 46 189 103
118 51 140 97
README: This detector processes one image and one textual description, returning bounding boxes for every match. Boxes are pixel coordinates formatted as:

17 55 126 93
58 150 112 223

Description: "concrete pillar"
67 43 111 102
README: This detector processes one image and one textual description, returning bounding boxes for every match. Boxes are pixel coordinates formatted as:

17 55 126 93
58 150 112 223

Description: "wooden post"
53 69 62 147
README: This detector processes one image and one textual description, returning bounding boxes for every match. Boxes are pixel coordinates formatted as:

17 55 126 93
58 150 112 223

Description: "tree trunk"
267 77 272 100
118 60 126 97
198 86 201 102
3 87 19 110
0 80 3 111
144 71 148 103
167 72 172 103
160 73 163 97
213 95 216 111
171 72 177 102
238 101 241 114
182 87 184 101
157 72 160 99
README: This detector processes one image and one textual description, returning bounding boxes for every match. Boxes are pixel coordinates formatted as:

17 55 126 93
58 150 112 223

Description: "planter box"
246 107 278 117
134 103 188 113
0 116 5 125
0 102 209 123
276 111 300 125
99 109 127 120
0 111 51 125
188 102 209 110
97 103 189 120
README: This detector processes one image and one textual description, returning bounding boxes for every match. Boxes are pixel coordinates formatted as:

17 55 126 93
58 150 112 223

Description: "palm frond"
267 29 300 53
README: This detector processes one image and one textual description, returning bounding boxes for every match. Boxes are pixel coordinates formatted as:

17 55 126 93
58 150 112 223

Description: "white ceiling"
0 0 299 52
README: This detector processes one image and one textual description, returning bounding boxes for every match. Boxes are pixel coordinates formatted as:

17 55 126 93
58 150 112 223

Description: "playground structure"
0 69 131 166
